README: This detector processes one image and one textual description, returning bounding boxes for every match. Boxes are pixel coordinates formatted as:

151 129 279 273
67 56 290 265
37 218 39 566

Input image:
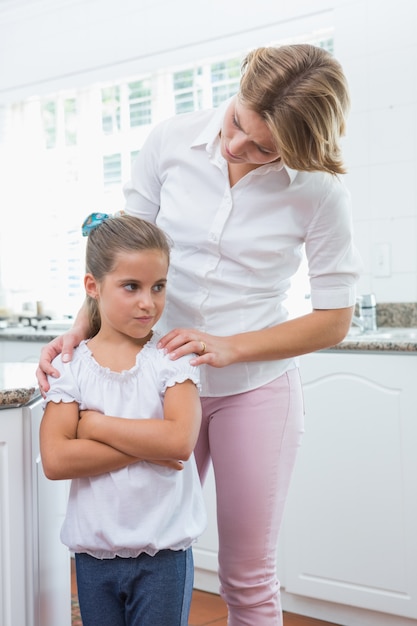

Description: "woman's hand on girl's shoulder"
157 328 236 368
37 327 87 396
37 334 66 396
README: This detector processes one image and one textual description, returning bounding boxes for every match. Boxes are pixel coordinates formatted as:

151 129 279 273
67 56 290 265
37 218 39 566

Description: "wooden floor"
71 558 340 625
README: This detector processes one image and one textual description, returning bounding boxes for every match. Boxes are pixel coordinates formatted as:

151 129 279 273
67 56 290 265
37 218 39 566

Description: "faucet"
352 294 377 332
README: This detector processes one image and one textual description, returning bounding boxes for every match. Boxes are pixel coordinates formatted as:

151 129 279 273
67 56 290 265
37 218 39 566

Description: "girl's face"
85 249 168 341
220 96 281 166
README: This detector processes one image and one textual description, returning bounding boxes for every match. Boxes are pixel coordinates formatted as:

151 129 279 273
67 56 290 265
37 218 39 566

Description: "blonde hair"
85 214 170 337
239 44 350 175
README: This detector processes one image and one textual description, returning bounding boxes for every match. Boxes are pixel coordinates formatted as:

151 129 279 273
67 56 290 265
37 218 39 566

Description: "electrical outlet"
372 242 391 277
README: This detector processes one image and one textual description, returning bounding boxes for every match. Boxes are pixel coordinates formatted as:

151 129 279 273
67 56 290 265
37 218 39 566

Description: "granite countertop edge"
326 339 417 353
2 301 417 408
1 334 415 411
0 330 59 342
0 386 40 409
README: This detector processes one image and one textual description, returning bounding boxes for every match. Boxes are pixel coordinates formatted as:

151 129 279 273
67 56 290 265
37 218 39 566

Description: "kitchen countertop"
1 325 417 409
328 327 417 353
0 326 64 342
0 362 40 408
2 324 415 350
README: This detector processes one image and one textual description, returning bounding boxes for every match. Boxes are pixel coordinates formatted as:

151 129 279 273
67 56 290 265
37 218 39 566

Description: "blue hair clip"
81 212 111 237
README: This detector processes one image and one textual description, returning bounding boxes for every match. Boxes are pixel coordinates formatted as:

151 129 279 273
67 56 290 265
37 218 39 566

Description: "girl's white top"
124 99 363 397
43 332 206 559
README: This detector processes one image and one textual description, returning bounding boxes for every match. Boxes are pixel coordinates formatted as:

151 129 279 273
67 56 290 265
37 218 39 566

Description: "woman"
38 44 362 625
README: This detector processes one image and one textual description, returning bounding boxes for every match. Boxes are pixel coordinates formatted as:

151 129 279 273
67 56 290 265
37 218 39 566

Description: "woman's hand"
36 328 85 396
37 303 91 396
157 329 236 368
157 308 354 367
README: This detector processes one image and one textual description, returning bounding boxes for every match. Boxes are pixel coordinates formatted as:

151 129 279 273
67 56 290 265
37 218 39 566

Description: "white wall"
335 0 417 302
0 0 416 303
0 0 333 100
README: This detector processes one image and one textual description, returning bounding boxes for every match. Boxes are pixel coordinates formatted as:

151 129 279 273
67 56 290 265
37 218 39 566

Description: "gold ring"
200 341 206 354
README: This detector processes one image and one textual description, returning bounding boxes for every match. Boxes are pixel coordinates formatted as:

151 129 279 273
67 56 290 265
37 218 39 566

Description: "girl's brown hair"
85 214 170 337
239 44 350 175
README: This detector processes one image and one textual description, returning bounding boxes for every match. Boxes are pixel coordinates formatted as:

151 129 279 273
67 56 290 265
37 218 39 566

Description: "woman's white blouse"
43 333 206 559
124 100 362 397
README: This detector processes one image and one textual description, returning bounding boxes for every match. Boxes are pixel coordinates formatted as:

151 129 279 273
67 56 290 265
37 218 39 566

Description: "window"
211 58 241 108
173 67 204 114
0 31 334 318
41 97 79 149
102 86 121 134
41 101 57 149
103 153 122 187
47 227 86 316
131 149 140 167
316 36 334 54
128 79 152 127
64 98 78 146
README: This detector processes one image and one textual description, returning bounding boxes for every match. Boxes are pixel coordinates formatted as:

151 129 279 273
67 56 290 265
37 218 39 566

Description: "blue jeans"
75 548 194 626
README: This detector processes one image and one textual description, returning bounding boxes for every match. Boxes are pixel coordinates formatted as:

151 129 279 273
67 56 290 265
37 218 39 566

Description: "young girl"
40 212 206 626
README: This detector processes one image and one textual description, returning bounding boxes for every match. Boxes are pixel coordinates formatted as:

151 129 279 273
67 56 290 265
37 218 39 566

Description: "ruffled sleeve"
42 356 82 409
158 352 202 394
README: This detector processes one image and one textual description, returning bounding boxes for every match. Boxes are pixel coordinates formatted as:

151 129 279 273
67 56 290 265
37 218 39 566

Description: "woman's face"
220 96 281 166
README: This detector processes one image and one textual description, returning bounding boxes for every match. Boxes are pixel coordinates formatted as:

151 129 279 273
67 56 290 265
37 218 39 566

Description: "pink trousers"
195 368 305 626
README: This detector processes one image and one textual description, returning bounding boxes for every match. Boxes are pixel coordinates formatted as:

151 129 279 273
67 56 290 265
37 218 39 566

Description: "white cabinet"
0 340 47 363
280 351 417 626
193 351 417 626
0 397 70 626
193 465 219 593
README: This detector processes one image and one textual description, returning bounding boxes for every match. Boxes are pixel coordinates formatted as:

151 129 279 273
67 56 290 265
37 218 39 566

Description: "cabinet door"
193 465 220 593
0 409 27 626
25 399 71 626
282 352 417 619
1 341 46 363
